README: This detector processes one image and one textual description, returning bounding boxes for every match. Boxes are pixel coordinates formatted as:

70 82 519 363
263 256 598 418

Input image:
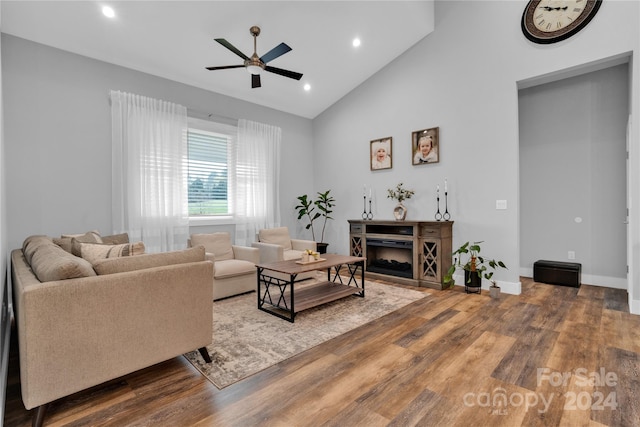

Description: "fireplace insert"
366 238 413 278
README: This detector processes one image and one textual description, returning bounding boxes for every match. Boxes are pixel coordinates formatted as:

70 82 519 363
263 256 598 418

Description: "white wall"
1 34 315 250
313 0 640 297
519 64 629 288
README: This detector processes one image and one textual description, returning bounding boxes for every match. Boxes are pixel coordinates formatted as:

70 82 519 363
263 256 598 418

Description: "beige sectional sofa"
11 233 214 426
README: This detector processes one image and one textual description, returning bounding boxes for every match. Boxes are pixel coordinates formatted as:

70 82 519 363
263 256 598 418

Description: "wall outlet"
568 251 576 260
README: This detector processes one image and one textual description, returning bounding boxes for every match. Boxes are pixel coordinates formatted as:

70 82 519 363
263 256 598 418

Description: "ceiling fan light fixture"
246 64 263 75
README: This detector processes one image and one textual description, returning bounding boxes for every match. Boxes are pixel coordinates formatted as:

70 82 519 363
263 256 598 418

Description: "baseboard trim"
629 298 640 315
451 274 521 295
519 268 627 289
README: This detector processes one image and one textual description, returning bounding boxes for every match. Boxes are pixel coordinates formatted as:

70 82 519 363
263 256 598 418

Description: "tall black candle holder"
362 195 368 220
367 199 373 220
443 191 451 221
435 193 442 221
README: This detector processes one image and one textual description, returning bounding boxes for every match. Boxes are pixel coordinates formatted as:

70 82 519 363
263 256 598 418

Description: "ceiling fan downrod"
246 26 265 72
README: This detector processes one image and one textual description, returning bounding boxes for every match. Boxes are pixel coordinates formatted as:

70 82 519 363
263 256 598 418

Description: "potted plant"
386 182 415 220
443 241 507 296
295 190 335 253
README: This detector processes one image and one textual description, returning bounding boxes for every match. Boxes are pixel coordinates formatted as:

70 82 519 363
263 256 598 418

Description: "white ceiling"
1 1 434 119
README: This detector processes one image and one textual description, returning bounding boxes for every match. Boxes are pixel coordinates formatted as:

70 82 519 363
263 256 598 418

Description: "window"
187 118 236 217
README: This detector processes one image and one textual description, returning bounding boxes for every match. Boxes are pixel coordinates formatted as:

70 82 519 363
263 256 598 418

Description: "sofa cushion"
214 259 256 279
29 242 96 282
92 246 205 275
72 241 145 264
190 233 234 261
258 227 292 251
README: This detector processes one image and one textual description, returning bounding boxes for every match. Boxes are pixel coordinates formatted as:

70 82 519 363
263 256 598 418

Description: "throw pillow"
29 242 96 282
72 241 145 264
55 230 104 253
100 233 130 245
22 235 53 265
61 230 103 242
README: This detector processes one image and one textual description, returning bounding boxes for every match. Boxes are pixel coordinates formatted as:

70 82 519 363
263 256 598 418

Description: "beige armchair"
252 227 317 281
189 232 260 300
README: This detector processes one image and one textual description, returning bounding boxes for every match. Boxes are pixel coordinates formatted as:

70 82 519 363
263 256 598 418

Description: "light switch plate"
496 200 507 210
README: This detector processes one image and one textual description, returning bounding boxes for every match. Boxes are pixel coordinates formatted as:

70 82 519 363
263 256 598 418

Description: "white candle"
363 184 366 197
369 187 372 199
437 185 440 194
445 179 448 192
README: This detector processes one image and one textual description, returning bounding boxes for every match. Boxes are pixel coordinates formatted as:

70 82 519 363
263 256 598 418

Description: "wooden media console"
348 220 453 290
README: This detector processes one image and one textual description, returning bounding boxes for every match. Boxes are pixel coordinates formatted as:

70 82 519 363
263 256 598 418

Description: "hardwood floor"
4 277 640 426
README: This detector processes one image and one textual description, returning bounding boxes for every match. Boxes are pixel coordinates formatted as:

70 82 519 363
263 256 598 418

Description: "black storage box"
533 260 581 288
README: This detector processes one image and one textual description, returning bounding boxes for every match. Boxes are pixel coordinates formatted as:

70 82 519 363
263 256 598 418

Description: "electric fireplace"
366 238 413 278
348 220 453 290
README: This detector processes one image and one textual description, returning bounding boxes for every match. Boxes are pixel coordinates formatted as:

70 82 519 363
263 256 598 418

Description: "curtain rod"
187 108 238 125
107 92 239 125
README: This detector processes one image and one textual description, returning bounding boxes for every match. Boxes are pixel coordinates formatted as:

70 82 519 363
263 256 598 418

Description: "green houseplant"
444 241 507 295
295 190 335 253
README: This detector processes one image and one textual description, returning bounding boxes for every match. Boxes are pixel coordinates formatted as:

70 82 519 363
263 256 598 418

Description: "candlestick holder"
367 199 373 220
362 195 368 220
443 191 451 221
435 195 442 221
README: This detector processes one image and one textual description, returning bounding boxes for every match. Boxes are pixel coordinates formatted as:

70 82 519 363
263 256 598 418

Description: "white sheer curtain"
232 119 281 246
111 90 189 253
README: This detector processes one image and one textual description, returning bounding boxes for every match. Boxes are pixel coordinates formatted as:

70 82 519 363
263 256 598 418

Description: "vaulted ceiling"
1 1 434 119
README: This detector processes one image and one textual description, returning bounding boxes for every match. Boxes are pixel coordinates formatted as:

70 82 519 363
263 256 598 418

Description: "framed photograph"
370 137 392 170
412 127 439 165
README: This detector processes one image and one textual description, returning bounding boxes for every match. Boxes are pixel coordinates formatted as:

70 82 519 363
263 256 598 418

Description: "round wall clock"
521 0 603 44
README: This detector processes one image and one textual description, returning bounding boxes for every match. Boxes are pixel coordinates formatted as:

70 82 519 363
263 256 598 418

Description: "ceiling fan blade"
214 38 250 60
252 74 261 88
205 65 245 71
259 42 292 64
265 66 303 81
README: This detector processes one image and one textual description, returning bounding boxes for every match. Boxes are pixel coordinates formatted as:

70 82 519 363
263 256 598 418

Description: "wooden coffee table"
256 254 365 322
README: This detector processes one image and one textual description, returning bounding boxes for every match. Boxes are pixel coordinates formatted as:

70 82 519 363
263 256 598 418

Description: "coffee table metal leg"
289 274 295 322
256 267 297 323
346 261 365 297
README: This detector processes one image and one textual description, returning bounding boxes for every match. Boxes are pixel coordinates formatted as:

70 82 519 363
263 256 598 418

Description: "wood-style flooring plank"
5 277 640 427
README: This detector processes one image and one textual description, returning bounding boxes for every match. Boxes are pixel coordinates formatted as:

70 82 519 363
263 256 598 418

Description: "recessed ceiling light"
352 38 361 48
303 84 311 92
102 6 115 18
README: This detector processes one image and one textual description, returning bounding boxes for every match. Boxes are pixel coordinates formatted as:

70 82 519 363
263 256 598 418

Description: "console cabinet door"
419 238 441 284
349 222 364 257
350 234 363 257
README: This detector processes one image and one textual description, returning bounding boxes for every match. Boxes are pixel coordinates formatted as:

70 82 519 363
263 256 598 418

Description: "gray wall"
519 64 629 287
1 34 314 250
312 0 639 295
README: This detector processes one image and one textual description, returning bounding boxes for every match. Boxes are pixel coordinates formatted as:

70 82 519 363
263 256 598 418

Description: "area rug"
184 277 428 389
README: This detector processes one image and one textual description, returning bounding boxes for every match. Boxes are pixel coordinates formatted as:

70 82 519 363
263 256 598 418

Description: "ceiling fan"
206 26 303 88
